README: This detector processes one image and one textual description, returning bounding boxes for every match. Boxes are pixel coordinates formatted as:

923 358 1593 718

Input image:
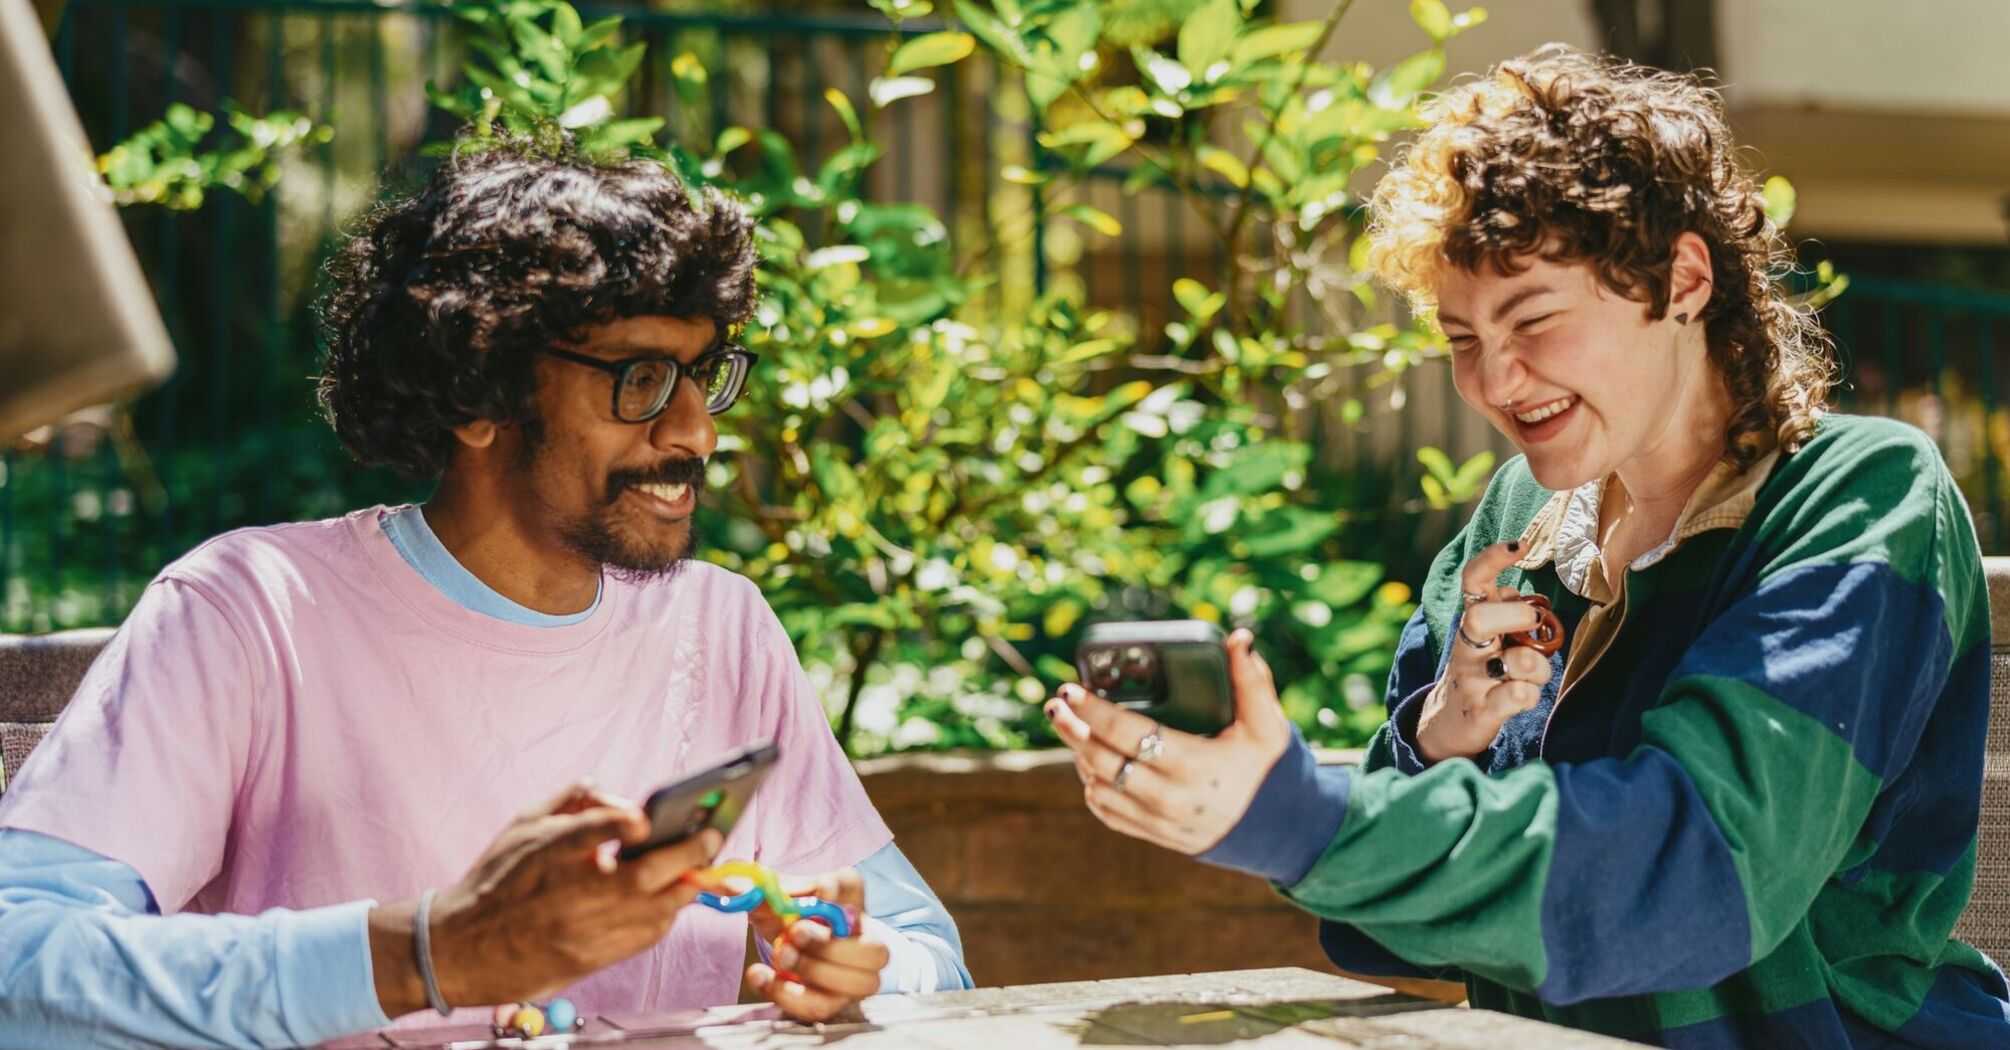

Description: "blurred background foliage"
425 0 1487 753
16 0 1872 757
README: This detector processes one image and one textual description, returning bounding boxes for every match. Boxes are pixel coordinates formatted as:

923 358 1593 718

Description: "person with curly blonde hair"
1046 45 2009 1047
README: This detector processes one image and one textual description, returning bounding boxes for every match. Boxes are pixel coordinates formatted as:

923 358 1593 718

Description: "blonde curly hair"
1366 44 1832 468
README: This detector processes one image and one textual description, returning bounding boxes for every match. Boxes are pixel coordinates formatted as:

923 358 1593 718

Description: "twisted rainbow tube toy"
681 861 855 983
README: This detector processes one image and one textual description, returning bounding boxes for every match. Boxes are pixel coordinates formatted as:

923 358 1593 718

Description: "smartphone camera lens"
1090 652 1123 693
1121 645 1153 678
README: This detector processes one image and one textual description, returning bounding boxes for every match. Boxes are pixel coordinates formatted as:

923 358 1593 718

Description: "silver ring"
1135 728 1166 765
1456 622 1492 649
1114 760 1136 792
1461 589 1489 606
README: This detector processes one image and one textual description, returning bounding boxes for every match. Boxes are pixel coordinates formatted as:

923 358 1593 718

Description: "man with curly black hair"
0 143 971 1049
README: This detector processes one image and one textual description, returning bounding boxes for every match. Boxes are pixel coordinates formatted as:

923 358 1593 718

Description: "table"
331 968 1640 1049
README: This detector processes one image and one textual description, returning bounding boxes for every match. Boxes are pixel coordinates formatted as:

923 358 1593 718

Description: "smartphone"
618 740 780 860
1074 620 1234 736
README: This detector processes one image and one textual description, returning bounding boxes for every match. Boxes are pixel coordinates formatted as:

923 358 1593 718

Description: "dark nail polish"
1486 657 1506 680
1506 540 1521 553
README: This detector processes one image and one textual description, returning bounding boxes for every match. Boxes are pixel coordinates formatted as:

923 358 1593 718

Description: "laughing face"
514 315 719 579
1434 246 1718 493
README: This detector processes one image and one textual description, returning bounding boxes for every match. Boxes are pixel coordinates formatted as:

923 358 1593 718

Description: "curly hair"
1366 45 1832 468
318 141 758 480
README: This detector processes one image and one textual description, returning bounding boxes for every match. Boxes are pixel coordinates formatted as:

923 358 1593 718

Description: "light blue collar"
380 504 600 627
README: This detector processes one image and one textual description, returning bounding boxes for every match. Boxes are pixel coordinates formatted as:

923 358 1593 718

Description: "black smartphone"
1074 620 1233 736
618 741 780 860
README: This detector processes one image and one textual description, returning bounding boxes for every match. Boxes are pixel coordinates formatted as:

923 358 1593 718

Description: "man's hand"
370 780 723 1016
1415 542 1555 765
744 868 888 1022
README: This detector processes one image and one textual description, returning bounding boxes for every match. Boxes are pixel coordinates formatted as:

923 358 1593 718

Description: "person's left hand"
1044 628 1294 855
743 867 888 1022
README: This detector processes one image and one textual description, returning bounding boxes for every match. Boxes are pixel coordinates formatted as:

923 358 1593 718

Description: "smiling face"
1435 248 1718 492
509 314 721 579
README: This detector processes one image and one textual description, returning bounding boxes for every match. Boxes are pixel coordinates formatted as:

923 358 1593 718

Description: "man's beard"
521 420 707 581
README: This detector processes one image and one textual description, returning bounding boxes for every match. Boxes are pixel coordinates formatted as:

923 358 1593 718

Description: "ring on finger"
1456 622 1492 649
1114 759 1136 792
1461 588 1489 606
1135 727 1166 765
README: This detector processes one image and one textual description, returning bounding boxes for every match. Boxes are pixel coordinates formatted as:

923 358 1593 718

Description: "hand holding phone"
1074 620 1234 736
618 741 779 861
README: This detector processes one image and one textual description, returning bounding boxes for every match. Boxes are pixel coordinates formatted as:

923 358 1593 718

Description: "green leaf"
1201 443 1311 498
1409 0 1451 41
577 15 622 50
826 87 863 143
1307 562 1384 608
890 31 976 76
670 52 707 110
1197 145 1249 188
1177 0 1240 79
1172 278 1211 315
1369 48 1445 107
1063 203 1122 236
1231 21 1325 65
1450 7 1490 34
550 1 582 48
1134 46 1193 96
817 142 883 193
593 116 663 148
870 75 936 108
1451 450 1496 491
953 0 1031 65
1242 506 1338 558
1416 445 1455 483
1763 175 1797 229
715 126 752 154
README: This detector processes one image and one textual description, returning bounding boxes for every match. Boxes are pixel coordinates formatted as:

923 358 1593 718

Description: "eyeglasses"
541 345 760 423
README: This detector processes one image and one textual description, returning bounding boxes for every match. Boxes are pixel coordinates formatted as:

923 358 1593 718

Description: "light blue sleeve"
0 828 390 1049
847 843 973 993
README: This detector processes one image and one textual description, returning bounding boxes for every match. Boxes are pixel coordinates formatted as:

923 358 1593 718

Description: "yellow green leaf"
825 87 862 142
1763 175 1797 229
1064 204 1122 237
849 317 899 338
889 31 976 76
1198 146 1249 189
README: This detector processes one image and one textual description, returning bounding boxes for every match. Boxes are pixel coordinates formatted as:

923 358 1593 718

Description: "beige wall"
1269 0 2010 245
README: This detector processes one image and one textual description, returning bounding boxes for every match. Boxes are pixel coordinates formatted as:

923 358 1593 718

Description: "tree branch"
1218 0 1359 316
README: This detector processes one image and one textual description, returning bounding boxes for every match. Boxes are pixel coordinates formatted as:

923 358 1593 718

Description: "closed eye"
1514 313 1557 332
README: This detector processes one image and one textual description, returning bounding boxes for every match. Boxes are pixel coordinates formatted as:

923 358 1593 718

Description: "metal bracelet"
415 890 454 1017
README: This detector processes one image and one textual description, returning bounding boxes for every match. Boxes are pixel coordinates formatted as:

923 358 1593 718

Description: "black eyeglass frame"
541 344 760 422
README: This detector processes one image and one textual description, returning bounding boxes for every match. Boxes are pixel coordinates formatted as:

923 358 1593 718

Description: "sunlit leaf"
1231 21 1325 66
1177 0 1239 78
1198 145 1249 188
870 75 936 108
1409 0 1451 41
1368 48 1444 107
1063 203 1122 236
890 31 976 76
1763 174 1797 229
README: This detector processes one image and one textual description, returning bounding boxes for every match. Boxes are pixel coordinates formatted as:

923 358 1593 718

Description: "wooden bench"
5 562 2009 965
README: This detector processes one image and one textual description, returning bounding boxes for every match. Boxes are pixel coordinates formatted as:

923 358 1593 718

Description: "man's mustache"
604 458 707 503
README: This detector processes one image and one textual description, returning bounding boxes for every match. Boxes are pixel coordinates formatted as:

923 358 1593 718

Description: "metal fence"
6 0 2010 631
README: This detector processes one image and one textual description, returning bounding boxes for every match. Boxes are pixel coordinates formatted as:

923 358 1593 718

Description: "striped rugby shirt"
1202 413 2010 1047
